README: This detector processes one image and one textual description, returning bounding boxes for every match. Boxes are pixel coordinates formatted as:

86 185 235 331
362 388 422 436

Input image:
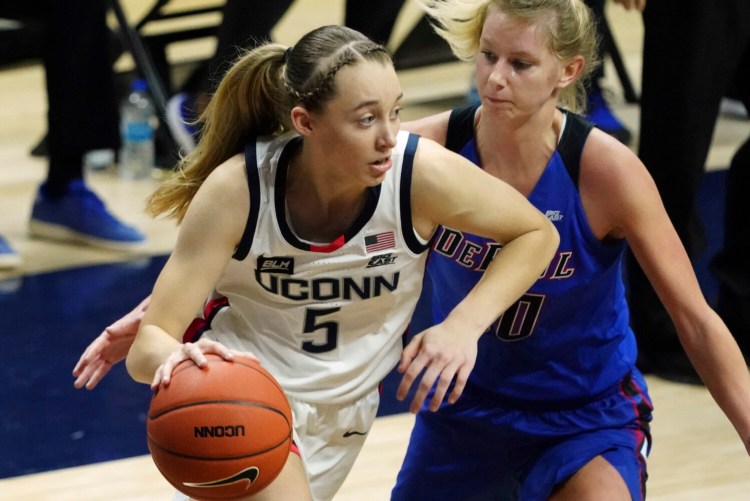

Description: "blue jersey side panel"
413 110 638 402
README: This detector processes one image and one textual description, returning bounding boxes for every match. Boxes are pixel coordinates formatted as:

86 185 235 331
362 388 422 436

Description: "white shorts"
290 386 381 501
173 386 380 501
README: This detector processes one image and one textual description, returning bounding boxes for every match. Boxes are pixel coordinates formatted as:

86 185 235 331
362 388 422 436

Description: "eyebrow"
480 35 542 60
354 92 404 112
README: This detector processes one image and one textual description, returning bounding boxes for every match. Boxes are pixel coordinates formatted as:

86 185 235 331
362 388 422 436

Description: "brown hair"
147 25 392 222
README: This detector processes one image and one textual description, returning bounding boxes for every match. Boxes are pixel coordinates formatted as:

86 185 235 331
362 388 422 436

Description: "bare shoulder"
203 153 247 187
580 127 654 197
176 152 250 253
184 152 250 225
579 128 660 238
198 153 249 201
402 110 452 144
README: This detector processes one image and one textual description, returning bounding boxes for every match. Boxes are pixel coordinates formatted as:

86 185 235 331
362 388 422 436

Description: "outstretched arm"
72 296 151 390
582 129 750 455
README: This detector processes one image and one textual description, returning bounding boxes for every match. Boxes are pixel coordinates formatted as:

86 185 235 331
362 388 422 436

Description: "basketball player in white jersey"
80 25 558 500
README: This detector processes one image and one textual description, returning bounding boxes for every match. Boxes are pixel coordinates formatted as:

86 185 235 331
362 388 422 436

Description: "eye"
360 115 375 126
390 107 402 120
511 59 532 71
480 50 498 63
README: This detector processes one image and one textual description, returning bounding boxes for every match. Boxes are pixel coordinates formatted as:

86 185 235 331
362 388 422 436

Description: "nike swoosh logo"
343 430 369 437
183 466 259 488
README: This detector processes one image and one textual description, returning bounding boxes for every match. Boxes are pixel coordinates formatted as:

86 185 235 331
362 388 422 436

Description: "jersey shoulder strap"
445 106 593 189
557 110 594 189
233 138 262 260
445 103 480 153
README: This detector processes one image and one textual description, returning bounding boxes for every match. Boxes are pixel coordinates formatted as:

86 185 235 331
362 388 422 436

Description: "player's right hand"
151 338 258 391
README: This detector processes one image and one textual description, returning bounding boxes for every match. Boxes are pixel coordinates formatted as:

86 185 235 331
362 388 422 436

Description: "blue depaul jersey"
412 106 638 402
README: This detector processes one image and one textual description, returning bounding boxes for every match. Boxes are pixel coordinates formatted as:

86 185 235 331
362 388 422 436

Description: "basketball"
146 354 293 500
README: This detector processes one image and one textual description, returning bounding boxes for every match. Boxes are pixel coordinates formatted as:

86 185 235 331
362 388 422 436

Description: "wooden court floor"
2 1 750 499
2 379 749 501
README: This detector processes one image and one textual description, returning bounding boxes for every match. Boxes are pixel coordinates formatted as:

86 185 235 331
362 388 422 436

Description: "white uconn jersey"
207 130 429 404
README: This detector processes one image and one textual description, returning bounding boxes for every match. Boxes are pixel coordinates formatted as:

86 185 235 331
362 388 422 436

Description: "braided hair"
283 25 392 112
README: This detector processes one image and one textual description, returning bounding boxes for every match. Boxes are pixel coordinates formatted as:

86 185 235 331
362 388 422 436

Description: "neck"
474 105 561 194
284 145 368 242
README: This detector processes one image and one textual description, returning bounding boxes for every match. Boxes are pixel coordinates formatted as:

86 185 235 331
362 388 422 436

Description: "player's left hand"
396 325 478 413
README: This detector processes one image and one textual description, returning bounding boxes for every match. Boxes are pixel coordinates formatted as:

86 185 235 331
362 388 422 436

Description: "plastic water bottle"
119 78 156 180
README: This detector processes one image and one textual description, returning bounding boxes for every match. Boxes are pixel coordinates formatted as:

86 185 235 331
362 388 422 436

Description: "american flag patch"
365 231 395 253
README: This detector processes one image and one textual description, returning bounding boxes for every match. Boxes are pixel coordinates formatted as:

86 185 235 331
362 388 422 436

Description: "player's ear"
557 55 584 89
291 106 314 136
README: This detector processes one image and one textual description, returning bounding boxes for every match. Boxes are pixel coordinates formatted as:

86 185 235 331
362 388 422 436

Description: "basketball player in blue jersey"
77 25 558 501
391 1 750 500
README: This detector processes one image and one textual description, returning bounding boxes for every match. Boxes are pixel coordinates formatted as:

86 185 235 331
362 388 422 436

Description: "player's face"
312 60 402 187
475 6 568 118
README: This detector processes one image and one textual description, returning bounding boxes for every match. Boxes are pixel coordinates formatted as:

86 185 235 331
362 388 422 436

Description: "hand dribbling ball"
147 354 292 500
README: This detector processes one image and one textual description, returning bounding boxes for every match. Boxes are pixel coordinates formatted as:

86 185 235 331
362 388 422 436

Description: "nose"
378 121 398 150
488 62 509 88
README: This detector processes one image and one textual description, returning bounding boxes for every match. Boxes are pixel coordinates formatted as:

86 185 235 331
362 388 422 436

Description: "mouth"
485 96 512 105
370 156 392 174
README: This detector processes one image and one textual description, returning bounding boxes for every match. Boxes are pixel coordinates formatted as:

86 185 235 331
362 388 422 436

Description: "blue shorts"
392 371 652 501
